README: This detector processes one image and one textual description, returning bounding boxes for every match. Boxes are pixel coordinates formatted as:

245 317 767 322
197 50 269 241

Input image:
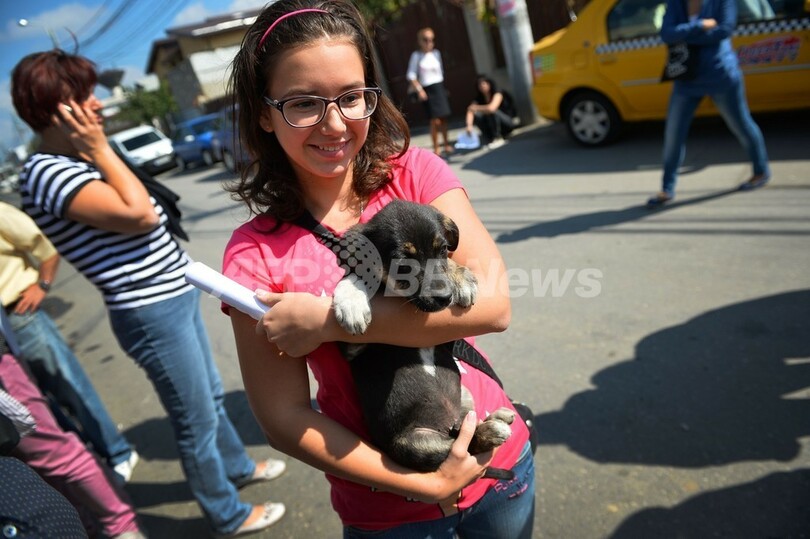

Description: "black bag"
661 42 699 82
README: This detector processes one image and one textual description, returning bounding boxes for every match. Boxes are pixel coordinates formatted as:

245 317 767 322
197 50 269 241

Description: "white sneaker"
486 138 506 149
113 450 139 483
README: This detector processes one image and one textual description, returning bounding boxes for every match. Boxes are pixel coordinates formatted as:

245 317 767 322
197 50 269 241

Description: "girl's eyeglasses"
263 87 382 128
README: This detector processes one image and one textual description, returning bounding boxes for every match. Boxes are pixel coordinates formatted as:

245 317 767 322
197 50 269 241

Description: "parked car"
529 0 810 146
171 113 222 170
108 125 176 175
211 105 251 173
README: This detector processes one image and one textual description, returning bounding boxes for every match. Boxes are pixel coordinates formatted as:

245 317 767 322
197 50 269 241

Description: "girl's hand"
254 290 334 357
51 99 109 159
422 411 494 504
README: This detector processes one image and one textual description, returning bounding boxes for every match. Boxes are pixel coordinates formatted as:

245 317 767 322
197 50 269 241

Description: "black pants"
474 110 514 144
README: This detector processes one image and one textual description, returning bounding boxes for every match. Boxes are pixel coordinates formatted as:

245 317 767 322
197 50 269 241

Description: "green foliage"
117 81 178 128
355 0 416 25
355 0 498 27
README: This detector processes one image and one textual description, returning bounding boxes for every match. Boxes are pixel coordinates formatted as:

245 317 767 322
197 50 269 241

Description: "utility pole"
495 0 538 127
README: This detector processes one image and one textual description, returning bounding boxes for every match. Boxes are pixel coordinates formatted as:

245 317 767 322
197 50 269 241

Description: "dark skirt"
421 82 451 119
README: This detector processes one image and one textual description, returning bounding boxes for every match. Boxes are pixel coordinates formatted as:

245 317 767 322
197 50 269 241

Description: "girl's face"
260 39 369 186
478 79 491 94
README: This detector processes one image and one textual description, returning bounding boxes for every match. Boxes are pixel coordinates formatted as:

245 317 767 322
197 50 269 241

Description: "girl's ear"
259 107 275 133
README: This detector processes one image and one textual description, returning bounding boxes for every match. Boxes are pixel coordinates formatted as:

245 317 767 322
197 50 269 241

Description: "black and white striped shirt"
19 153 192 310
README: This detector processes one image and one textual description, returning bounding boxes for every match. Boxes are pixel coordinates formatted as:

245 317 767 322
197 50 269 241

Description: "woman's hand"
51 99 110 160
254 290 334 357
701 18 717 30
12 284 46 314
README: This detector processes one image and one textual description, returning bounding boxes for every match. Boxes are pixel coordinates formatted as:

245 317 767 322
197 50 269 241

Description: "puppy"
331 199 515 479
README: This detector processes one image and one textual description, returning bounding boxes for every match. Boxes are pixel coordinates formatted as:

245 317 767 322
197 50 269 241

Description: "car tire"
223 150 236 173
175 155 187 171
563 91 622 147
202 150 214 167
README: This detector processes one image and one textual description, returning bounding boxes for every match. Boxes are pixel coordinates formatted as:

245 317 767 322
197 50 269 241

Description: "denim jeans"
108 288 255 534
661 78 769 196
9 308 133 467
344 441 536 539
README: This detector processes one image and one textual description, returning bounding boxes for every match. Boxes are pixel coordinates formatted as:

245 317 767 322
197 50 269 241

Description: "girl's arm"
254 188 511 357
231 308 493 502
55 100 159 234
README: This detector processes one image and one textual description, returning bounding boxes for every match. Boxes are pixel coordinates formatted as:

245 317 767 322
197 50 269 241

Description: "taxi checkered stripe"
596 17 810 54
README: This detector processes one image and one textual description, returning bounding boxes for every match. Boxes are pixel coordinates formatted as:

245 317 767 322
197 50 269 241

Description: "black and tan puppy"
331 199 515 479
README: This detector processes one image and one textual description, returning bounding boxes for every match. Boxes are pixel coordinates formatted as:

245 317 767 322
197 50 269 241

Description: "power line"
90 0 191 67
78 0 142 49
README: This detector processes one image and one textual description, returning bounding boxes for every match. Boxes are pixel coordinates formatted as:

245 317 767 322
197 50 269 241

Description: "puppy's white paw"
452 265 478 307
333 276 372 335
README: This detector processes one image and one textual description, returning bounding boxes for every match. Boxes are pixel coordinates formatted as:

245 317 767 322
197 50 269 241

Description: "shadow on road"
535 289 810 467
532 289 810 536
610 469 810 538
495 188 739 242
459 109 810 177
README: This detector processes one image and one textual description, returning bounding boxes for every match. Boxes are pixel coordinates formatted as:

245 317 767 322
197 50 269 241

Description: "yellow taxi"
529 0 810 145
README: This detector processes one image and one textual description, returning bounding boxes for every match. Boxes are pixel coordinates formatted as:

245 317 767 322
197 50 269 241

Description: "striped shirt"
19 153 193 310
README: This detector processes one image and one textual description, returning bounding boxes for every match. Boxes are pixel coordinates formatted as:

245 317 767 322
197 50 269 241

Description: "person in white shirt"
406 27 453 157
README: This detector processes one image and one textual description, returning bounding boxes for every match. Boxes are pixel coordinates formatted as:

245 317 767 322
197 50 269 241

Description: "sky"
0 0 268 154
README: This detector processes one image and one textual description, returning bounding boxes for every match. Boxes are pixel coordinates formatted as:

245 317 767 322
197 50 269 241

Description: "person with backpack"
465 74 517 149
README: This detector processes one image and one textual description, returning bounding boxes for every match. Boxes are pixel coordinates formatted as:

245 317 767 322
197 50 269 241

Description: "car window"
608 0 803 40
607 0 667 40
190 118 220 135
120 131 162 151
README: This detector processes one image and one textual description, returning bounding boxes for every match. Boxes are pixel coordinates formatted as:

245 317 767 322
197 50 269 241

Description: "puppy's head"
360 200 459 312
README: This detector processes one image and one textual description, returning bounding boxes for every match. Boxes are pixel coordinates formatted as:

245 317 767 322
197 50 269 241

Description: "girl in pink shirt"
224 1 535 536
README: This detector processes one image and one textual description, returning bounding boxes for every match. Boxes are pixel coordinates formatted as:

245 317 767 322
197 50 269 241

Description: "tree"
117 81 178 133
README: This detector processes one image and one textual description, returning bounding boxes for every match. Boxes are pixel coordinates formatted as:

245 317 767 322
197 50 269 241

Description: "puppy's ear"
441 215 460 252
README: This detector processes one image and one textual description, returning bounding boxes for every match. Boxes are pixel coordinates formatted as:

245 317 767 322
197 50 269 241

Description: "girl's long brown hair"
227 0 410 221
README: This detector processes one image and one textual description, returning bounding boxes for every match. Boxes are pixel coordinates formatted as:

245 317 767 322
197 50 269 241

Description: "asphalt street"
6 111 810 538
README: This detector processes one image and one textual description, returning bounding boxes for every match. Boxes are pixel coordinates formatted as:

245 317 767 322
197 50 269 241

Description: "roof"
145 8 261 74
166 8 261 39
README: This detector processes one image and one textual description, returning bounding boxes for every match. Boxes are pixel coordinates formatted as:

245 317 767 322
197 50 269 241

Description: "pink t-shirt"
223 147 529 529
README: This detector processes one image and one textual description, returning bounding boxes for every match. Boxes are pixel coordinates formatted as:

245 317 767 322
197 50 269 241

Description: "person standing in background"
647 0 770 208
407 27 454 157
0 201 139 483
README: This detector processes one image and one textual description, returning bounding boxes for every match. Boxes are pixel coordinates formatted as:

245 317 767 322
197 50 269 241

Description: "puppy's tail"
483 467 515 481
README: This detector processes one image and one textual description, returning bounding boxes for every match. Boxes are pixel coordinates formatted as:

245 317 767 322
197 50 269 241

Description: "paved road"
10 111 810 538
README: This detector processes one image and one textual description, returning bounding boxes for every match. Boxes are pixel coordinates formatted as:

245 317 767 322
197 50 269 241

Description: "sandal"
646 192 673 208
217 502 285 538
236 458 286 489
738 174 770 191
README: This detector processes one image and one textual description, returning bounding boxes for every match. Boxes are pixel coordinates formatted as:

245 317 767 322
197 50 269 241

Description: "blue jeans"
661 78 770 196
108 288 255 534
344 441 536 539
9 308 133 467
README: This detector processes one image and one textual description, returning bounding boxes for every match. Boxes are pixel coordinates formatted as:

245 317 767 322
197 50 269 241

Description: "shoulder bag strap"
292 210 506 388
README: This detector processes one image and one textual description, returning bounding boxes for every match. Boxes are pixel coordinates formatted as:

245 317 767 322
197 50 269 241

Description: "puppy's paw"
487 407 516 425
450 263 478 308
333 276 372 335
470 418 512 452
